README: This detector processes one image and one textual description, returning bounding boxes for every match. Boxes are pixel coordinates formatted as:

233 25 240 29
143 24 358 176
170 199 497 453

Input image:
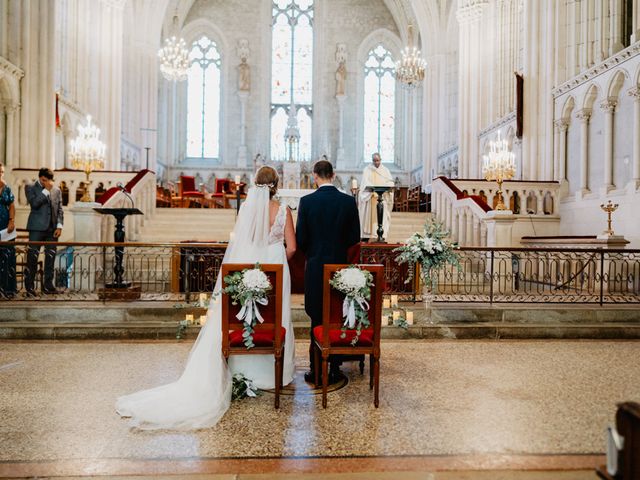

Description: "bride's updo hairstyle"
254 166 279 198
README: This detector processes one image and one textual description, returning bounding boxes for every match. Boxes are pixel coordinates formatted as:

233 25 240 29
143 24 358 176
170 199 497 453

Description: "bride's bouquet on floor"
329 266 374 346
394 220 460 286
222 264 272 349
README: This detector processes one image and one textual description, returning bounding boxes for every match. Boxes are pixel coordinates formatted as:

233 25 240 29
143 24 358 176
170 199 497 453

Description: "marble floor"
1 339 637 478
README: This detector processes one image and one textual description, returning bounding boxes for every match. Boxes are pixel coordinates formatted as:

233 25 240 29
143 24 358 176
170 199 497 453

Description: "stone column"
4 105 17 169
336 94 346 169
452 210 459 242
457 1 488 179
609 0 625 55
601 99 617 191
629 87 640 188
554 119 569 182
458 209 467 246
576 109 592 195
473 218 481 246
238 91 249 168
465 212 474 246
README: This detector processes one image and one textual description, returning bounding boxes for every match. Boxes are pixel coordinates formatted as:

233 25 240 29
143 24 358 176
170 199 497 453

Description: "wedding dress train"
115 187 295 430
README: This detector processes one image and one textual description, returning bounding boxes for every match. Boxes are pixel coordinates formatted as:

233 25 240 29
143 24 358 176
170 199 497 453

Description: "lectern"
364 186 392 243
94 207 143 300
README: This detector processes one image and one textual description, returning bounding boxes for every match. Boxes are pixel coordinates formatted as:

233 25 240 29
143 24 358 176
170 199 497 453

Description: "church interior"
1 0 640 478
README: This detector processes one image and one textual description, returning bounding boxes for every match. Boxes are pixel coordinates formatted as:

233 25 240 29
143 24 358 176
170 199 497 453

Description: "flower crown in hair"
254 182 277 189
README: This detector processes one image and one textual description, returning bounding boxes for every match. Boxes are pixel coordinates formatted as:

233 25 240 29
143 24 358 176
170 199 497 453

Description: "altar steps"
1 300 639 340
138 208 430 243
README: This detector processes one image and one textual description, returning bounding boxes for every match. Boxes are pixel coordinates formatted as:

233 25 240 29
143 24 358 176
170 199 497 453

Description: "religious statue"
236 39 251 92
335 61 346 96
358 152 395 241
238 58 250 92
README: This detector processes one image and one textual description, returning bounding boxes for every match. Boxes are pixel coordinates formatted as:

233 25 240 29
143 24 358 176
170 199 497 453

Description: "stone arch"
607 69 629 99
561 96 576 121
582 84 600 111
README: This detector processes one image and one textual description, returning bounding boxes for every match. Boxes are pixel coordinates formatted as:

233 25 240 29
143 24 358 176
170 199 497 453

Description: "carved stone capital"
554 119 569 132
575 109 592 123
456 1 488 24
600 99 617 114
628 87 640 101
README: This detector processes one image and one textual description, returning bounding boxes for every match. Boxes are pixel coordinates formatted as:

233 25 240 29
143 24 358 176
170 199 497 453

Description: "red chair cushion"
313 325 374 347
229 327 286 347
181 175 197 191
215 179 231 194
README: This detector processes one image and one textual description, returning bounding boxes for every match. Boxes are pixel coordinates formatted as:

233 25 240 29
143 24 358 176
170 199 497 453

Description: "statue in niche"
335 61 346 96
238 58 250 92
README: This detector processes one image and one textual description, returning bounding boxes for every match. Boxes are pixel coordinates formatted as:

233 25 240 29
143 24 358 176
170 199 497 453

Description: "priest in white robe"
358 152 394 241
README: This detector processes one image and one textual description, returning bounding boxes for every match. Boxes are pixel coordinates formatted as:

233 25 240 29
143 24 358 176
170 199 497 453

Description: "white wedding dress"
115 186 295 430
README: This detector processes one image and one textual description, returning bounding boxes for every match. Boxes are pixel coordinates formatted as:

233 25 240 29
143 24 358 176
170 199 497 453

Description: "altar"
276 189 315 210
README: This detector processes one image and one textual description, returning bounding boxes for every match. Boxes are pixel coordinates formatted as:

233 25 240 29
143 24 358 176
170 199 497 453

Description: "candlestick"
234 175 241 184
406 311 414 325
185 314 194 325
382 298 390 309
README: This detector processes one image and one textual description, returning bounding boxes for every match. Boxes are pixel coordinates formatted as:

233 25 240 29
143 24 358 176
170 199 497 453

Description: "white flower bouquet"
394 220 460 285
222 264 272 349
329 266 374 345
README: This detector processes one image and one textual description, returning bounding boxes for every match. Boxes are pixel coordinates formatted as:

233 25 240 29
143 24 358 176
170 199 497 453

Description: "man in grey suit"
25 168 64 295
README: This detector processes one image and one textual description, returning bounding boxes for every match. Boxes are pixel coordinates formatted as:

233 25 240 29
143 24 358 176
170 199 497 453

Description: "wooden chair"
179 175 204 207
393 186 409 212
407 185 421 212
220 263 285 409
597 402 640 479
314 264 384 408
211 178 232 208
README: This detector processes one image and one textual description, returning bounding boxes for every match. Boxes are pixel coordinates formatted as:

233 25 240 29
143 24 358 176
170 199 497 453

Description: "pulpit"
365 186 393 243
94 207 143 300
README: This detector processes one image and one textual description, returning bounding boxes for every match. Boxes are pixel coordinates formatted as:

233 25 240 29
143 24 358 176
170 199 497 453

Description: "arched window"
270 0 313 161
186 36 221 159
363 45 395 162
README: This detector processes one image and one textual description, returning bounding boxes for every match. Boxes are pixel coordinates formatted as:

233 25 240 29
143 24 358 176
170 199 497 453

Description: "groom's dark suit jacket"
295 185 361 326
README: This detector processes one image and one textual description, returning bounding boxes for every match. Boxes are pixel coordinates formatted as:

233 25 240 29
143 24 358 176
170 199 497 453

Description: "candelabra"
482 132 515 211
600 200 619 236
69 115 105 202
395 25 427 89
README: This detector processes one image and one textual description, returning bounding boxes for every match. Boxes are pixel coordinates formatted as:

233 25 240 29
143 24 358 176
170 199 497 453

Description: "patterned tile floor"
1 339 635 477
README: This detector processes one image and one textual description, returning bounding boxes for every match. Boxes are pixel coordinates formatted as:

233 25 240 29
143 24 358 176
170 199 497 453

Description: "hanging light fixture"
395 24 427 89
158 16 190 82
69 114 106 202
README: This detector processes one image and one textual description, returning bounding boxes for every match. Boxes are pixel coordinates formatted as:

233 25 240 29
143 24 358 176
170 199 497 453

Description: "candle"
391 295 399 308
234 175 241 184
199 315 207 326
351 178 358 189
382 298 390 309
392 310 400 322
406 311 414 325
185 314 194 324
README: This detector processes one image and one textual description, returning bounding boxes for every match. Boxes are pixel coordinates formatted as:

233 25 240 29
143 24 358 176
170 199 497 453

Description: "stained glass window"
364 45 396 162
186 36 221 159
270 0 313 161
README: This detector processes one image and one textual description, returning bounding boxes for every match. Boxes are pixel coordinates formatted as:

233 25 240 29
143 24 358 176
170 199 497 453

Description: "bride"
116 166 297 430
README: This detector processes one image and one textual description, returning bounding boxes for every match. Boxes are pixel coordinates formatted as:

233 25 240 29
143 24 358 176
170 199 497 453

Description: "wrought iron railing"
0 242 638 304
432 247 640 304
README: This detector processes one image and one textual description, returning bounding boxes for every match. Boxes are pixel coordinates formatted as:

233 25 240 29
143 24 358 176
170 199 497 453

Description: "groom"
296 159 361 383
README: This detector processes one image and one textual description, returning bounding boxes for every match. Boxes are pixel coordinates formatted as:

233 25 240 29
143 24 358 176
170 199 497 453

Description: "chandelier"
158 35 190 82
395 25 426 88
69 115 106 202
482 132 516 211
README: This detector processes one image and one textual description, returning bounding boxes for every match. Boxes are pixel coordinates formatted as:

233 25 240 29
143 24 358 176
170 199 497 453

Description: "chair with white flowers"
220 263 285 409
314 264 384 408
